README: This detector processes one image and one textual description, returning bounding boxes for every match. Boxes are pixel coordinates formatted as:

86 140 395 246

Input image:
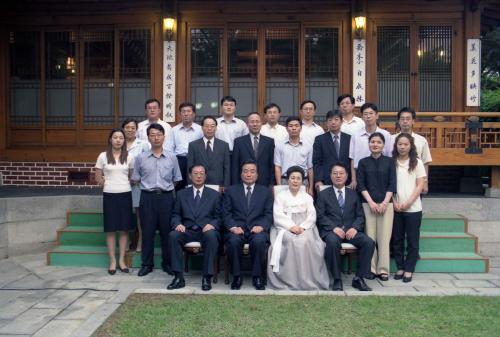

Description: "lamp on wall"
354 15 366 38
163 17 175 39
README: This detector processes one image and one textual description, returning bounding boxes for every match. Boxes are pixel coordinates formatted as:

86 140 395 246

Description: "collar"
203 136 214 143
244 183 255 191
147 149 165 158
219 116 236 124
180 123 194 131
335 186 346 196
330 131 341 138
285 138 303 146
193 185 205 197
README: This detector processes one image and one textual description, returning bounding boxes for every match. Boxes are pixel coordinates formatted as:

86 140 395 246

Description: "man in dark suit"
223 160 273 290
313 109 351 192
316 162 375 291
231 112 275 186
167 164 221 291
187 116 230 191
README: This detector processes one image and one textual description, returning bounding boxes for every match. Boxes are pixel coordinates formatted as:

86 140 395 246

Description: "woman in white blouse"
95 129 134 275
122 119 149 252
267 166 330 290
391 133 427 283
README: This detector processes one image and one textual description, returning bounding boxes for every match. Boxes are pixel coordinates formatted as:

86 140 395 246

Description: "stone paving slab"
32 319 83 337
5 274 68 290
453 280 497 288
0 290 55 320
63 281 118 291
473 288 500 296
452 273 500 280
33 290 85 309
414 287 478 296
69 304 120 337
0 308 60 335
0 261 31 288
57 296 107 321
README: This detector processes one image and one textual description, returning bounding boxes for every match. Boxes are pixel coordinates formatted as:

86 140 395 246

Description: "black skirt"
103 192 134 232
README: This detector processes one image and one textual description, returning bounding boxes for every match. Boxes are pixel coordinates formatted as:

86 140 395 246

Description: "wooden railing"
377 112 500 166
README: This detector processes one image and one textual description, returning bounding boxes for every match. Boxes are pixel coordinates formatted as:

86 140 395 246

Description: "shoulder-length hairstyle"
392 133 418 172
106 128 128 165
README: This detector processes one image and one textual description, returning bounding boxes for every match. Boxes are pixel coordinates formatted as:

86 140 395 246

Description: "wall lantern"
354 15 366 38
163 17 175 35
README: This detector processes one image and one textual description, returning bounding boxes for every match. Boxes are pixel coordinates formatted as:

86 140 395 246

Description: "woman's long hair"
392 133 418 172
106 128 128 165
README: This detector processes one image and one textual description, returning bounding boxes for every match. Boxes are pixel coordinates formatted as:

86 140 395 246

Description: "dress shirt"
215 116 249 151
244 183 255 195
274 139 313 176
166 122 203 156
392 132 432 165
300 121 324 146
394 158 426 212
136 119 172 150
261 123 288 144
334 186 346 201
349 127 393 168
193 185 205 198
95 152 134 193
341 116 365 136
203 137 215 151
132 150 182 191
127 138 150 159
357 155 397 204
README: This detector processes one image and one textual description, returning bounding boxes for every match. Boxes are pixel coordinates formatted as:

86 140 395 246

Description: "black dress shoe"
253 277 265 290
332 279 343 291
365 273 376 280
138 266 153 277
231 276 242 290
118 266 129 273
402 274 413 283
202 276 212 291
167 276 185 290
108 269 116 275
352 277 372 291
394 272 404 280
378 274 389 281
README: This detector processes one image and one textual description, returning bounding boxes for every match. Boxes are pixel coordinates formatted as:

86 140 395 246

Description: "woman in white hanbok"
267 166 330 290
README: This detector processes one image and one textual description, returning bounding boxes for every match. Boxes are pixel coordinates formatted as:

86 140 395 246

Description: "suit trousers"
169 229 220 276
175 156 188 191
139 191 174 268
323 231 375 279
363 203 394 275
225 231 270 278
392 211 422 273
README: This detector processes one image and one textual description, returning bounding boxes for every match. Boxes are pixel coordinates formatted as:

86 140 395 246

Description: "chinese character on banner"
352 39 366 107
466 39 481 107
163 41 176 122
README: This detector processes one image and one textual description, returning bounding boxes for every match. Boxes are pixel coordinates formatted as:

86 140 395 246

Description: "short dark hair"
397 107 416 120
121 118 138 129
286 165 304 180
360 102 378 114
326 109 343 120
221 96 237 106
285 116 302 126
189 164 206 174
300 99 316 110
179 102 196 113
337 94 355 106
369 131 385 144
144 98 161 109
240 159 257 173
246 111 261 119
201 116 218 126
330 162 348 174
264 103 281 114
147 123 165 136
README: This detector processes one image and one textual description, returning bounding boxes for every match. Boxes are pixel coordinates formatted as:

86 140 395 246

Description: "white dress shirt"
261 123 288 144
215 116 249 151
166 122 203 156
137 119 172 150
300 121 324 146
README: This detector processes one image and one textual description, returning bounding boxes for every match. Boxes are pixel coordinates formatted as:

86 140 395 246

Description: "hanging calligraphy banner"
466 39 481 107
352 39 366 107
163 41 176 122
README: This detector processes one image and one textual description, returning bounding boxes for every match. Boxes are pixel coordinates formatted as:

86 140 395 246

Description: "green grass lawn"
93 294 500 337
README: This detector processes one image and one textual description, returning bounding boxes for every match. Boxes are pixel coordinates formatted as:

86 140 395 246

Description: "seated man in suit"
187 116 230 191
167 164 222 291
231 112 275 186
313 109 352 192
316 162 375 291
223 160 273 290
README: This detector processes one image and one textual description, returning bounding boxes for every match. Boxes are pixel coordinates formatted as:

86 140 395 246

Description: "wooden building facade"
0 0 499 189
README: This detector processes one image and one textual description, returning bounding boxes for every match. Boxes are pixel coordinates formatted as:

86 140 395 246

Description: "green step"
68 210 103 227
421 217 466 233
58 226 158 247
419 232 476 253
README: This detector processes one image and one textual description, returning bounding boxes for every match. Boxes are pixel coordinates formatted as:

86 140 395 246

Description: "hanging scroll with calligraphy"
466 39 481 107
352 39 366 107
163 41 176 122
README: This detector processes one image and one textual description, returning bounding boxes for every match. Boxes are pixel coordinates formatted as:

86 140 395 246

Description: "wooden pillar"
0 26 6 160
464 0 481 114
492 167 500 189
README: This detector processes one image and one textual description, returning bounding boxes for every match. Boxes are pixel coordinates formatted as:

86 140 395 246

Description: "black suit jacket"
223 184 273 232
171 186 222 231
315 186 365 238
313 132 351 185
231 134 275 186
187 138 230 187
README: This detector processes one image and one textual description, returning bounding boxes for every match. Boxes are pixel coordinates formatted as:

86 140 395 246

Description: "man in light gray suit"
187 116 230 191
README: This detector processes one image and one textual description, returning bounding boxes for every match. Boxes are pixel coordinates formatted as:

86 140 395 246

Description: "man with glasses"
137 98 172 150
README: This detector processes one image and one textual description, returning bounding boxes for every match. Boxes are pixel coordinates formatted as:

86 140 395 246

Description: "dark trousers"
175 156 188 191
225 231 269 278
139 191 174 268
323 231 375 279
392 211 422 272
169 229 220 276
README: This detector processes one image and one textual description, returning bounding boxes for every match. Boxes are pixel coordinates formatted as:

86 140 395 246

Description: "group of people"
94 93 431 292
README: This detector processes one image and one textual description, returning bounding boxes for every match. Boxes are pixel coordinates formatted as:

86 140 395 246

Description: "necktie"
333 135 340 158
206 140 212 155
246 185 252 208
253 135 259 158
194 189 201 210
337 190 344 212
